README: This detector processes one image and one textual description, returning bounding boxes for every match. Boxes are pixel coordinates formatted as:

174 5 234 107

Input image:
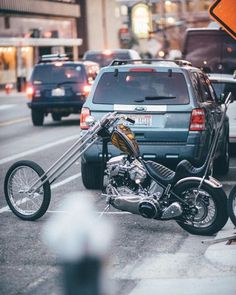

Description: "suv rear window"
93 71 189 105
31 64 86 84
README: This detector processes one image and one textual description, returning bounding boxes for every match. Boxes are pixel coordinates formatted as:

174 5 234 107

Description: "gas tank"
111 124 140 158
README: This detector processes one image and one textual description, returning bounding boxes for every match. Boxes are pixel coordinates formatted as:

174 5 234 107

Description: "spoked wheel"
4 160 51 221
174 180 228 235
227 186 236 227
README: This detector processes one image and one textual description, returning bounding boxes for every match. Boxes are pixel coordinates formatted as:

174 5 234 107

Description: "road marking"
0 104 16 111
0 134 79 165
0 117 29 127
0 172 81 213
47 211 131 215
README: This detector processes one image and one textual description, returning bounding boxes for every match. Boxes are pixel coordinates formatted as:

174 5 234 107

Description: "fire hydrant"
5 83 13 95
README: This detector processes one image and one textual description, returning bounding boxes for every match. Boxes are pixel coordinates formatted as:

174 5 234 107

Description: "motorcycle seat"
144 159 207 186
144 161 175 185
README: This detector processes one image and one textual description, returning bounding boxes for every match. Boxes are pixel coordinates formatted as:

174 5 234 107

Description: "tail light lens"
80 107 91 129
26 85 34 99
82 84 92 97
189 108 206 131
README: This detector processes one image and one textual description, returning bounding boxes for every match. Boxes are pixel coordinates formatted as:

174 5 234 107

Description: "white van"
208 73 236 144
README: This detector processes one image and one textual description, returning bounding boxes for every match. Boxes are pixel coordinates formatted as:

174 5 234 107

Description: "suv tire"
52 113 62 121
214 138 229 175
32 110 44 126
81 162 102 189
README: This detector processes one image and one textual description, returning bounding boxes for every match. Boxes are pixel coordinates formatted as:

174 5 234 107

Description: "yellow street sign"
209 0 236 40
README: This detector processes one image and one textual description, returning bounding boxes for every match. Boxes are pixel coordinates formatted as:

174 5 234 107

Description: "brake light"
80 107 91 129
26 85 34 99
129 68 155 72
83 84 92 97
190 108 206 131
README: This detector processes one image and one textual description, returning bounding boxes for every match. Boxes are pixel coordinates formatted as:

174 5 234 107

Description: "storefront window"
0 47 16 85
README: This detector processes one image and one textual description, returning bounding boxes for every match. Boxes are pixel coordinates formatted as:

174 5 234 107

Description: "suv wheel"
81 162 102 189
31 110 44 126
214 138 229 175
52 113 62 121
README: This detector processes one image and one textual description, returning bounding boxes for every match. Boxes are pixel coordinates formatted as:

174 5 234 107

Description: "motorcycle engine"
104 155 147 194
104 156 183 220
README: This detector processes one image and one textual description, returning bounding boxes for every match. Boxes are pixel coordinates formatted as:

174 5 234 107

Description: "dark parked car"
82 49 141 68
26 54 99 126
182 25 236 74
80 59 229 189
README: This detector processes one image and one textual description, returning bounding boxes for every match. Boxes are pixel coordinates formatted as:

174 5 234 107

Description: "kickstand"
99 204 110 218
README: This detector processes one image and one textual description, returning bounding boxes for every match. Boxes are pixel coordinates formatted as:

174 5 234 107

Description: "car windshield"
184 32 236 74
211 81 236 101
93 71 189 105
85 52 130 67
31 64 86 84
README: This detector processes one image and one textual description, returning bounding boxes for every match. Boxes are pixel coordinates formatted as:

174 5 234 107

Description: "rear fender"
175 176 222 189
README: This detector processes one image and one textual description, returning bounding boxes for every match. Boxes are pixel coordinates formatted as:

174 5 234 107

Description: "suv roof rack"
110 59 192 67
38 53 72 63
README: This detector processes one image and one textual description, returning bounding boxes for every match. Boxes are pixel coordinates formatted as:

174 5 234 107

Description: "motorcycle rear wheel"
227 185 236 227
174 180 228 235
4 160 51 221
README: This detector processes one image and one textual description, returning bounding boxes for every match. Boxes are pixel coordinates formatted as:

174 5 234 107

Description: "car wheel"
31 110 44 126
81 162 102 189
52 113 62 121
214 138 229 175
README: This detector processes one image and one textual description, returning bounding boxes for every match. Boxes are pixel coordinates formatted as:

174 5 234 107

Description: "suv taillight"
80 107 91 129
189 108 206 131
26 85 34 99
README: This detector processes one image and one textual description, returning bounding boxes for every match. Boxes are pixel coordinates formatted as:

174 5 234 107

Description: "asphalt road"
0 92 236 295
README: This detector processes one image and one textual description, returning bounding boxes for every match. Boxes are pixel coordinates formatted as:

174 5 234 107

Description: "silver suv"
80 59 229 189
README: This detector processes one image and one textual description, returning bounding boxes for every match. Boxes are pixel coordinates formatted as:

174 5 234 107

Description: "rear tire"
214 138 229 175
52 113 62 121
174 180 228 235
32 109 44 126
81 162 102 189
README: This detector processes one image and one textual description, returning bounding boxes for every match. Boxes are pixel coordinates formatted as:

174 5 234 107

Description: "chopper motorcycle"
4 93 233 235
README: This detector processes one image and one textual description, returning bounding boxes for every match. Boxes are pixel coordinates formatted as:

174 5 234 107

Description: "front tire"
227 186 236 226
4 160 51 220
32 109 44 126
174 180 228 235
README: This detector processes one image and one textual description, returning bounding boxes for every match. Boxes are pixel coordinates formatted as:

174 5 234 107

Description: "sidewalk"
204 220 236 268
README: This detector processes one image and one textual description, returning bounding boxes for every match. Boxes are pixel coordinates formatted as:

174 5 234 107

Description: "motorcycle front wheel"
174 180 228 235
227 185 236 226
4 160 51 221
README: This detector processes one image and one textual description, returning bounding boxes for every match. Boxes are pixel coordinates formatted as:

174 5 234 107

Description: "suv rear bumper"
82 140 208 167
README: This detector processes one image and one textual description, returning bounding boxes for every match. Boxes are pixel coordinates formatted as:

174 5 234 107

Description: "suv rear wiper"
134 96 176 102
145 96 176 100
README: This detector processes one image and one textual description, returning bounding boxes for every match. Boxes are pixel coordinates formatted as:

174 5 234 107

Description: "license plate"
126 114 152 127
51 88 65 96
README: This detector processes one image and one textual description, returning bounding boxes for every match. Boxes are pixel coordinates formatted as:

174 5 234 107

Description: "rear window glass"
31 64 86 84
184 32 236 74
93 71 189 105
85 52 130 67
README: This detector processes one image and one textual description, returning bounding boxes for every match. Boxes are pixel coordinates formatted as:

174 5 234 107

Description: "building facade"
0 0 84 87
